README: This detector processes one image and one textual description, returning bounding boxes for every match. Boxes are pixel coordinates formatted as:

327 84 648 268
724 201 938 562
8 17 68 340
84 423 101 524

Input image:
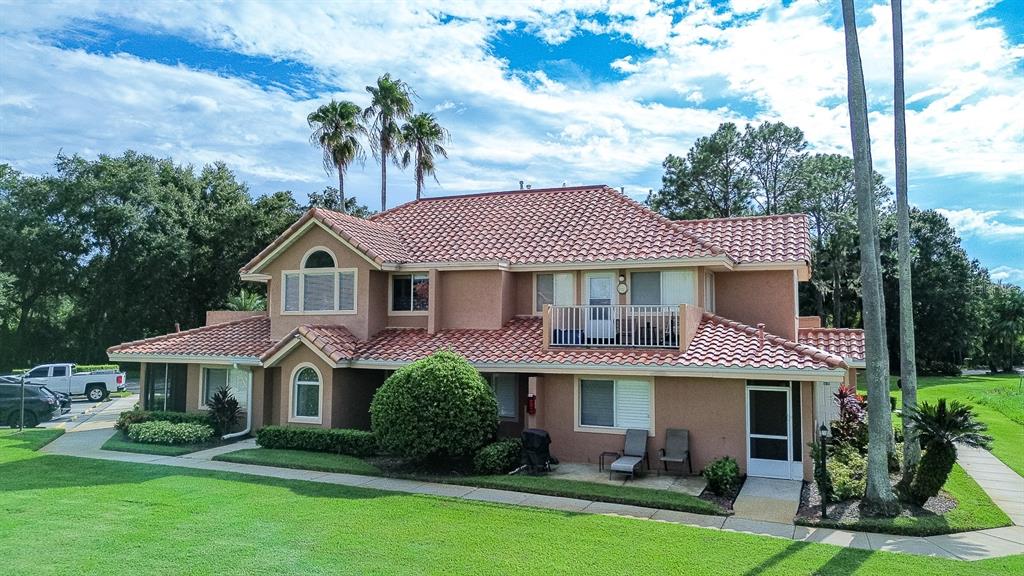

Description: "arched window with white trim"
282 246 357 314
292 365 322 421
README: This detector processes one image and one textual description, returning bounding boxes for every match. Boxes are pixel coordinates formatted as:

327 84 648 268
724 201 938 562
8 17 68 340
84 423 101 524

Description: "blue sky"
1 0 1021 284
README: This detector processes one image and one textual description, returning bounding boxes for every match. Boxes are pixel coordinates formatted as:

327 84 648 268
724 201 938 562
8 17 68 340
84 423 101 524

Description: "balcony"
543 304 683 349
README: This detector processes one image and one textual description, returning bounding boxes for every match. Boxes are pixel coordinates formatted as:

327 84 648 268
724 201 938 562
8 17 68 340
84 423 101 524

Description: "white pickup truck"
22 363 127 401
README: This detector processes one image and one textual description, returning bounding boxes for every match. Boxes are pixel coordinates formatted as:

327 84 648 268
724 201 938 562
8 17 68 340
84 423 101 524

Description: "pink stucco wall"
714 269 798 340
437 270 510 330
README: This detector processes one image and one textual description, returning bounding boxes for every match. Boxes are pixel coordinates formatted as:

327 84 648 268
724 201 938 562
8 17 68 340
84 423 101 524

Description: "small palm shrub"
473 438 522 475
370 350 498 461
703 456 741 496
127 421 214 445
207 385 241 436
904 399 991 505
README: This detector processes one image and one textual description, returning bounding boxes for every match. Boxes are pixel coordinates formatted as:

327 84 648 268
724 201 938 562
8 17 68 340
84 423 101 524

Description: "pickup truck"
21 363 127 401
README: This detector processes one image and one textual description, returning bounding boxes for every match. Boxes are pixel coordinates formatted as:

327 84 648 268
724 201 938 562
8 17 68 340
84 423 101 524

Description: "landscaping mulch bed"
795 479 956 525
698 475 745 513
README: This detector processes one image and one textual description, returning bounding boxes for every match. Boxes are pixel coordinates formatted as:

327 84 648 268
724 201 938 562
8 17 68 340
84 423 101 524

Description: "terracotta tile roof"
677 213 812 264
353 315 846 371
107 315 272 359
367 185 724 264
798 328 866 362
261 324 358 364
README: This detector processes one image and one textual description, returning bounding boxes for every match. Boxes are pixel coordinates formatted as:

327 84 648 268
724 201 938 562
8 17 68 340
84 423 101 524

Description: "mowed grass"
1 436 1022 575
216 448 383 476
861 373 1024 476
102 431 224 456
798 464 1010 536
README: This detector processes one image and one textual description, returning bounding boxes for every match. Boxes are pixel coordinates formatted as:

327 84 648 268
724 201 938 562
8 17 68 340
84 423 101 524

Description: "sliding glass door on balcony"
584 272 616 341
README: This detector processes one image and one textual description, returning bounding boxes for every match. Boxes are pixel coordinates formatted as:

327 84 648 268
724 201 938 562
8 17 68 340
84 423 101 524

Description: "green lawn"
212 447 722 515
216 448 383 476
1 432 1022 574
102 431 225 456
0 427 64 450
861 373 1024 476
797 464 1010 536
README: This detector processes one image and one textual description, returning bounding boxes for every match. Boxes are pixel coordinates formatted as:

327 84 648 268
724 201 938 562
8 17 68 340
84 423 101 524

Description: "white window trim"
628 268 698 306
288 362 324 424
198 365 252 411
573 375 655 436
532 271 576 315
487 373 519 422
388 272 430 316
280 247 358 316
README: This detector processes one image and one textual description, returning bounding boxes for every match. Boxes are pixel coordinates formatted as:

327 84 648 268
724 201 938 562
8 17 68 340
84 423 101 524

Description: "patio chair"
658 428 693 475
608 429 650 481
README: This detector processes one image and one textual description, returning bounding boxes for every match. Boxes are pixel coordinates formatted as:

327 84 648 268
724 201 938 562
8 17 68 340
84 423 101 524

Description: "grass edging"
215 448 383 476
0 428 65 451
101 431 226 457
795 465 1012 537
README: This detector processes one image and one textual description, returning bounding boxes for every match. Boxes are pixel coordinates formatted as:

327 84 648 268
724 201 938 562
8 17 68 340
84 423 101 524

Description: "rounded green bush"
370 350 498 461
126 420 214 445
474 438 522 475
703 456 740 496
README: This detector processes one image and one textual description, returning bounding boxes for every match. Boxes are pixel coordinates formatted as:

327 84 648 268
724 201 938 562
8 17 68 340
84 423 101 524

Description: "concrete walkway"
958 444 1024 526
35 401 1024 562
732 477 802 523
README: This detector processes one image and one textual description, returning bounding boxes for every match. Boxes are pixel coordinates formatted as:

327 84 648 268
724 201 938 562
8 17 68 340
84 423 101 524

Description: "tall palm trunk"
380 136 388 211
337 171 347 214
840 0 900 516
892 0 920 483
415 143 423 200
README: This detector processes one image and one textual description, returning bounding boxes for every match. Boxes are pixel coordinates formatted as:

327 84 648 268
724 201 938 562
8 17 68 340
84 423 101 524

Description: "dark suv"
0 382 62 427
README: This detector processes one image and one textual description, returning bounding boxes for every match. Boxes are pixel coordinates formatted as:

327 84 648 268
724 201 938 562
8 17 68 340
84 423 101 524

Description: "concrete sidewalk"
35 398 1024 561
958 444 1024 526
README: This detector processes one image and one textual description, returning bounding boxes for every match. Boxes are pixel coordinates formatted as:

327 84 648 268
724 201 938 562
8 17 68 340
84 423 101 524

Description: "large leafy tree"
307 186 375 218
840 0 899 516
364 74 415 211
307 100 366 215
648 122 754 219
742 121 808 215
979 282 1024 372
401 113 450 200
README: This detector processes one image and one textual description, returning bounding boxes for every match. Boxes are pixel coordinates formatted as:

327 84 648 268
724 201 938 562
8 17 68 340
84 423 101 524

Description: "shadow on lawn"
0 452 393 503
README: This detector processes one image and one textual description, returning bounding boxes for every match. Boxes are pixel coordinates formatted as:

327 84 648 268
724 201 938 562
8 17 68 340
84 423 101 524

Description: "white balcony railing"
546 305 681 349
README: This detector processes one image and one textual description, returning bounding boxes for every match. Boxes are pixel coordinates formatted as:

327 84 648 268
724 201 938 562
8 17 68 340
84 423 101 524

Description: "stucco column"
138 363 147 410
428 268 441 334
250 368 265 430
526 375 543 429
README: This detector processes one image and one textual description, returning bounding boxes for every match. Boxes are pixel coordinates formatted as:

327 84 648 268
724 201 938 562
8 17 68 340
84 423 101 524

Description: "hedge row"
126 421 214 445
116 409 214 431
256 426 376 457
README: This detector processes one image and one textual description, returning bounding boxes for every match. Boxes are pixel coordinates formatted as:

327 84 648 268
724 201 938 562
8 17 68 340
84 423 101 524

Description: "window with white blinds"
535 272 575 312
489 373 518 419
579 378 651 430
282 265 357 313
630 270 695 306
284 273 300 311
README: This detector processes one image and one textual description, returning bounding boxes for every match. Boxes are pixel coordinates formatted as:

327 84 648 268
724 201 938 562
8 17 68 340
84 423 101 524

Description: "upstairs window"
535 272 575 312
391 273 429 312
630 270 695 307
282 248 357 314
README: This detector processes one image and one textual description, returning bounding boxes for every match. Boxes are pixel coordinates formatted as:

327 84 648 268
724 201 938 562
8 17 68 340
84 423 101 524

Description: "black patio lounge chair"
658 428 693 475
608 428 650 481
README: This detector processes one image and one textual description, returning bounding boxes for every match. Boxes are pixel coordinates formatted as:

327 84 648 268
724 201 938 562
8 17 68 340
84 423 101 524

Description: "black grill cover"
521 428 552 468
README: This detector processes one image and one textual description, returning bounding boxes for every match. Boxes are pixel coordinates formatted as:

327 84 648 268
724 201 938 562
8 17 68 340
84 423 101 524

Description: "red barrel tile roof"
798 328 866 361
677 213 811 264
261 324 359 364
107 315 272 359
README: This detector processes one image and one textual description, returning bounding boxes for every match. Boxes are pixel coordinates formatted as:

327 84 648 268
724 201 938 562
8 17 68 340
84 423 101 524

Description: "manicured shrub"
207 385 241 436
905 399 991 505
370 350 498 461
473 438 523 475
703 456 740 496
256 426 377 457
827 444 867 501
115 409 213 431
126 420 214 445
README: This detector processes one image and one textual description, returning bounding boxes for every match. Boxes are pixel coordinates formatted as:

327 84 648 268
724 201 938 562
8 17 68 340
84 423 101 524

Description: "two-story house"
108 185 865 481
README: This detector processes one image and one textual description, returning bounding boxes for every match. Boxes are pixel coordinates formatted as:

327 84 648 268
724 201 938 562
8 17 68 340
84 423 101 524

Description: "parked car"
0 382 63 427
42 386 72 415
21 363 126 401
0 374 22 384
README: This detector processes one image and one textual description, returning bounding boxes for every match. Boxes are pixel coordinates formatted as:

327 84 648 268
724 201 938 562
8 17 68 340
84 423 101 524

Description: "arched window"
292 365 321 421
303 249 335 269
283 247 356 314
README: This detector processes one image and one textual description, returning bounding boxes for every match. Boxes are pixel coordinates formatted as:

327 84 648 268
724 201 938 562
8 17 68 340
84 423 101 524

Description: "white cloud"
991 266 1024 284
936 208 1024 240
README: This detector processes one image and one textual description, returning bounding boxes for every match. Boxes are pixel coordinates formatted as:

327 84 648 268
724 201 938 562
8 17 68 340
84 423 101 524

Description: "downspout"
221 365 253 440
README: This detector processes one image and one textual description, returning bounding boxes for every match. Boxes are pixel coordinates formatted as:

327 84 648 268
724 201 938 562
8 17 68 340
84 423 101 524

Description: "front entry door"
584 272 615 341
746 385 795 479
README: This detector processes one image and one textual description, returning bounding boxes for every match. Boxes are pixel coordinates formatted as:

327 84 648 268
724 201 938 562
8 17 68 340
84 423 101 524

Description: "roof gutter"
107 353 263 366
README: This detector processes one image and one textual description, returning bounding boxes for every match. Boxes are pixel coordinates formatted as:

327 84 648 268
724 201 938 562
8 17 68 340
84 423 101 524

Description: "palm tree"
226 289 266 311
890 0 921 491
401 113 450 200
307 100 366 215
904 399 991 505
840 0 899 517
364 74 415 210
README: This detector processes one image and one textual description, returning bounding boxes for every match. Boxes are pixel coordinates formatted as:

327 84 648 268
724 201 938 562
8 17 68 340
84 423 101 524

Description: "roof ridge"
369 185 609 222
106 314 268 354
799 327 865 333
702 312 846 368
681 213 808 224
